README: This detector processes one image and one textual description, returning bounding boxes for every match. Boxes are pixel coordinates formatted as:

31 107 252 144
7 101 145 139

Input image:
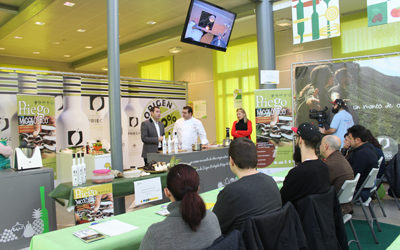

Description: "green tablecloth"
49 173 168 207
30 170 289 250
387 234 400 249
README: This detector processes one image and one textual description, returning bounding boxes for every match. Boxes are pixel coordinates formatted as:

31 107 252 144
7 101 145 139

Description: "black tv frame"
180 0 237 52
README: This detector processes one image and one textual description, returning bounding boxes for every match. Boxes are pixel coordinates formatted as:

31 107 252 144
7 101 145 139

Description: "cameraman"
319 99 354 148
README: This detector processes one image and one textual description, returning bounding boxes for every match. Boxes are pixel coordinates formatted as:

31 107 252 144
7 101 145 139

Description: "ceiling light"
168 46 183 54
52 41 60 45
0 48 5 50
33 52 40 54
64 2 75 7
276 19 292 27
101 67 108 71
146 21 157 25
77 29 86 32
35 21 45 26
84 46 93 49
64 54 71 58
14 36 23 39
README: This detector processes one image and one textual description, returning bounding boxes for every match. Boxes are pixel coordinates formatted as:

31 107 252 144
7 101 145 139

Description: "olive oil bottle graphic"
296 0 305 43
311 0 320 40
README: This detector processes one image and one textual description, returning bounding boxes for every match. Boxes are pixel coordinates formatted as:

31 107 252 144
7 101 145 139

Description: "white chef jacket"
173 117 208 150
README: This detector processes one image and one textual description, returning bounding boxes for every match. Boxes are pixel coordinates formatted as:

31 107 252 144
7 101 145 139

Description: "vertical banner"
292 0 340 44
73 183 114 225
368 0 400 26
255 89 294 172
17 95 56 173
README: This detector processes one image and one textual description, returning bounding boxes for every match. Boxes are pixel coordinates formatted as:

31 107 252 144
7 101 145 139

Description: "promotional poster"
0 71 187 172
255 89 294 170
17 95 56 172
293 55 400 159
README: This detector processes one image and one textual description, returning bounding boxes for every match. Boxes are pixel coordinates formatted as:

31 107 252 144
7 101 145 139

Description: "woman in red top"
231 108 252 140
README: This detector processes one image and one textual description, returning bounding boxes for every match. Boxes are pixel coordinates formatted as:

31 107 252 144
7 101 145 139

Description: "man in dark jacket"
346 125 378 190
140 106 164 164
280 122 331 204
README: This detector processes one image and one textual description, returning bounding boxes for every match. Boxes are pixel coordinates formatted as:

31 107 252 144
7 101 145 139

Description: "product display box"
56 152 111 184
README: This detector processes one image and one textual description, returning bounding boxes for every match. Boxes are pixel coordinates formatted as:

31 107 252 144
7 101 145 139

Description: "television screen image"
181 0 236 52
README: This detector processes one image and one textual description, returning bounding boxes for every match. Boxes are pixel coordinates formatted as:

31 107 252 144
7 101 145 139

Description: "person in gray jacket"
139 164 221 250
141 106 164 164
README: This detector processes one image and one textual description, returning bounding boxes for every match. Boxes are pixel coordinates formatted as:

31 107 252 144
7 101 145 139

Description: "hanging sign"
367 0 400 26
292 0 341 44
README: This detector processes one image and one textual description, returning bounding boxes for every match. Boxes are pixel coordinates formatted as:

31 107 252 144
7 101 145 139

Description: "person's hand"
319 127 326 134
201 144 208 149
305 88 321 110
158 136 163 142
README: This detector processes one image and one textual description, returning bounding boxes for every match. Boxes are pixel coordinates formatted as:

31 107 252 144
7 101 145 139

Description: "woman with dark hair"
366 129 385 178
139 164 221 250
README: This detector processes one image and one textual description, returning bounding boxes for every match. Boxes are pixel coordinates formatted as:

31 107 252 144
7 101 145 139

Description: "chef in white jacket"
173 106 209 150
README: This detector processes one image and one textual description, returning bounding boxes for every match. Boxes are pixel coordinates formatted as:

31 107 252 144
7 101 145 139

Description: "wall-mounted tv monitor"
181 0 236 52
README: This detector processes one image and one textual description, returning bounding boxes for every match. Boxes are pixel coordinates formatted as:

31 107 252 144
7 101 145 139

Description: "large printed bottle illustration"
56 76 89 150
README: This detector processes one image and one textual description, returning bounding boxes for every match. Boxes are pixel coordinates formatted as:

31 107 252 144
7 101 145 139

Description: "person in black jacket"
347 125 378 191
213 138 282 234
280 122 331 204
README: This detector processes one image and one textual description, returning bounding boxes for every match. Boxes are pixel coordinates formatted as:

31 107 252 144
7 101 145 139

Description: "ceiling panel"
0 0 367 74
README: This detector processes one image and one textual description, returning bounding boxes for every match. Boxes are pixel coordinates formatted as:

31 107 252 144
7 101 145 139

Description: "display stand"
0 168 56 250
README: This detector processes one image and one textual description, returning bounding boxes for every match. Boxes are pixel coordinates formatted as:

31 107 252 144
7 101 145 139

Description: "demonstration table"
49 172 168 207
30 170 287 250
148 147 236 193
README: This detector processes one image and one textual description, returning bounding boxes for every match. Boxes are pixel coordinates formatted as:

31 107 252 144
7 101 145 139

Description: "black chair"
204 230 245 250
294 186 348 250
241 202 307 250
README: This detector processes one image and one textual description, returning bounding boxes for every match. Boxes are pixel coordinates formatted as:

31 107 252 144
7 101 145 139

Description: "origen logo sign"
90 96 105 112
68 130 83 146
0 117 9 132
129 117 139 128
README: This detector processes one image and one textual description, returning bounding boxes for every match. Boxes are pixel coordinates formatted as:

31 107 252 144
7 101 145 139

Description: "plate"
143 169 167 174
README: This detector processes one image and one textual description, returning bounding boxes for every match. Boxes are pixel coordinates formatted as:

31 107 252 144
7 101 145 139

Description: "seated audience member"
320 135 354 214
280 122 330 204
139 164 221 250
366 129 385 178
340 132 352 159
347 125 378 191
320 135 354 193
213 138 282 234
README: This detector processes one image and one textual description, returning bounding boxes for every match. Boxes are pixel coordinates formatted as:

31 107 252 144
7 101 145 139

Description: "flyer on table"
73 183 114 225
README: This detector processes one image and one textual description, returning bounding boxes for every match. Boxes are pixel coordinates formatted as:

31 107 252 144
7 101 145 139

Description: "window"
139 56 174 81
214 36 258 143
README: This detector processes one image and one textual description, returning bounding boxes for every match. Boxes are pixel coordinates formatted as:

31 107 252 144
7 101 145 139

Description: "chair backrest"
353 167 379 201
241 202 307 250
337 173 360 204
204 230 244 250
378 156 383 168
363 168 379 189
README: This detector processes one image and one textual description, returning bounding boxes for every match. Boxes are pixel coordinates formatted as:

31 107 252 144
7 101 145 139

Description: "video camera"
309 106 328 128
